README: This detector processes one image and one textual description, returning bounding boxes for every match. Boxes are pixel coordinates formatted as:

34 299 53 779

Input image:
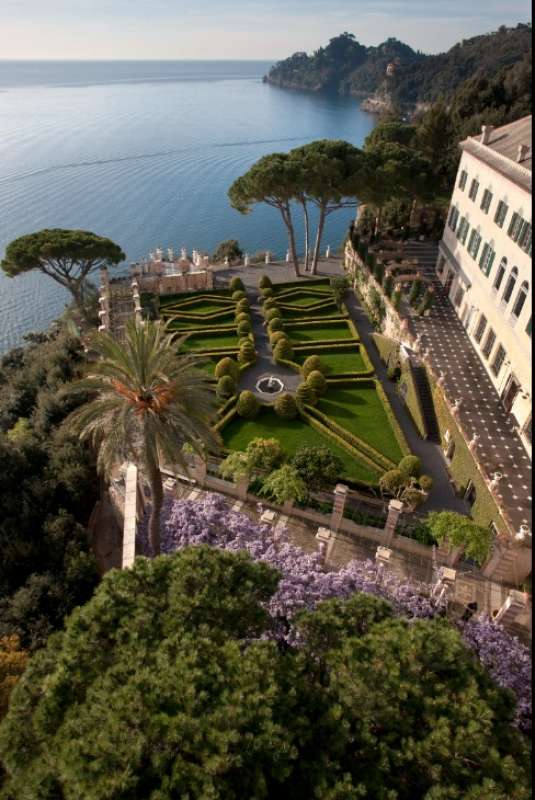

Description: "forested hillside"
265 24 532 111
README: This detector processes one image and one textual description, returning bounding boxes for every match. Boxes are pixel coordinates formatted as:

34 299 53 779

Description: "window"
482 328 496 358
447 206 459 232
468 179 479 201
526 317 532 338
478 243 495 276
491 345 506 376
474 314 487 343
458 169 468 190
454 286 464 307
494 200 508 228
467 229 482 260
437 256 446 275
508 212 523 242
480 189 493 213
457 217 469 244
502 267 518 304
518 221 532 255
493 258 507 291
464 482 477 507
512 281 529 318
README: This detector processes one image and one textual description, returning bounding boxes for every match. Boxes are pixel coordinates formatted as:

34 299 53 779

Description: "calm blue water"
0 61 376 351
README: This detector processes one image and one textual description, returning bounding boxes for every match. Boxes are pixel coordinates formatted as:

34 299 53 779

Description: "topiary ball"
418 474 433 492
237 320 252 336
398 455 422 478
229 277 244 292
236 298 250 313
306 369 327 396
258 275 272 289
301 354 326 378
274 392 297 419
269 330 287 347
217 374 236 399
215 357 239 381
296 382 317 407
235 312 251 325
232 290 246 301
238 341 256 365
379 469 406 496
237 390 260 419
265 308 281 323
273 339 293 362
261 287 274 299
268 318 282 334
263 297 277 311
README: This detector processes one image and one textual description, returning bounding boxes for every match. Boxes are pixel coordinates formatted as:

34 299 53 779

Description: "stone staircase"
411 363 440 443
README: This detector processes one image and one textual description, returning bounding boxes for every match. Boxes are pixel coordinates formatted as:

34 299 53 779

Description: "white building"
436 115 532 456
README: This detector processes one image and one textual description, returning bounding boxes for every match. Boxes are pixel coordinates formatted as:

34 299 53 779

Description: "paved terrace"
402 240 532 536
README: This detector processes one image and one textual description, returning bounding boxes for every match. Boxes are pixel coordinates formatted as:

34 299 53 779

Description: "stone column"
122 463 138 569
493 590 529 627
383 499 404 546
315 526 335 565
330 484 348 533
192 454 207 488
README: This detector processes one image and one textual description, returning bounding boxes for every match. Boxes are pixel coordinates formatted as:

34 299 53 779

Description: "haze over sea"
0 60 376 352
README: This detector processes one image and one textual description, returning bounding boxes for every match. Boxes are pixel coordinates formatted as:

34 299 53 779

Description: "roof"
460 115 532 194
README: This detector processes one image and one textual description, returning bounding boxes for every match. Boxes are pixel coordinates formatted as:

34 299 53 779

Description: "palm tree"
64 318 220 555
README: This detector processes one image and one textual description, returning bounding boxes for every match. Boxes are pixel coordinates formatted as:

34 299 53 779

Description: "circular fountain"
256 375 284 395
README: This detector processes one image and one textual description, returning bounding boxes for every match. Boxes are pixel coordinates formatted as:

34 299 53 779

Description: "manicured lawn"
221 408 380 483
162 301 233 315
277 294 332 308
166 314 236 330
286 322 354 342
179 332 239 351
294 349 367 374
318 385 404 463
281 304 340 319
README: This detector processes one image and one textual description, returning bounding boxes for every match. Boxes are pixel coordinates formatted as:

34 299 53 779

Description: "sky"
0 0 531 60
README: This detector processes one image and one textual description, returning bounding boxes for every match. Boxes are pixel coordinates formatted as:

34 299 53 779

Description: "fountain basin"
256 375 284 395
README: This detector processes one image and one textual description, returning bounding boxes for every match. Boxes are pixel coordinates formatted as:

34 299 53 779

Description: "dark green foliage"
236 390 260 419
398 454 422 478
306 370 327 396
418 474 433 492
368 286 385 323
217 375 236 399
301 354 326 377
238 340 255 365
258 275 273 289
261 286 274 299
231 289 246 301
387 364 401 381
379 468 406 496
228 275 245 292
236 298 250 313
213 239 243 264
268 318 283 334
273 393 298 419
211 358 238 382
428 511 494 565
409 277 422 306
382 274 394 298
417 286 435 315
290 446 343 491
1 549 529 799
237 320 252 336
273 339 293 362
391 287 402 310
263 297 277 311
265 308 282 323
373 260 385 284
269 330 288 348
365 252 376 271
296 382 318 408
235 311 251 325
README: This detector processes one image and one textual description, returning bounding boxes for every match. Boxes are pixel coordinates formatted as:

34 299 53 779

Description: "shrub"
236 390 260 419
274 393 297 419
268 318 282 334
258 275 272 289
215 357 239 381
366 252 376 271
235 312 251 325
379 469 406 497
391 288 402 310
261 287 274 299
260 465 307 505
269 331 287 347
417 287 435 315
238 341 255 364
219 451 251 482
382 274 394 297
273 339 293 361
306 370 327 396
301 355 326 378
387 365 401 381
290 446 343 491
216 375 236 399
398 455 421 478
263 297 277 311
418 474 433 492
265 308 282 323
373 261 385 284
237 299 250 313
229 276 245 292
427 511 493 565
368 287 385 322
212 239 243 264
409 278 422 306
232 290 246 301
245 438 285 472
400 487 426 510
237 320 252 336
296 382 317 407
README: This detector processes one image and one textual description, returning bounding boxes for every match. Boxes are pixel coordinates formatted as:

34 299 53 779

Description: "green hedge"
372 333 400 366
399 359 427 439
214 405 238 432
217 394 238 418
373 379 411 457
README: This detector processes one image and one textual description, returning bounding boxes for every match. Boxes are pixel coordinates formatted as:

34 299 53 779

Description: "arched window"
512 281 529 318
502 266 518 304
493 257 507 291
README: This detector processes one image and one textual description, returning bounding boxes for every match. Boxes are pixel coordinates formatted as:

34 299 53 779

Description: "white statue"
224 256 229 266
285 250 290 263
265 251 270 265
167 247 174 261
181 247 187 261
325 245 331 258
155 247 163 262
244 252 250 267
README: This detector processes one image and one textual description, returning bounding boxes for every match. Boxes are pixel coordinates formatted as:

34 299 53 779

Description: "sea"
0 60 377 352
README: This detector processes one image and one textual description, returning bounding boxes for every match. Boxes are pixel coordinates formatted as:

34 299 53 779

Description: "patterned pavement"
405 241 532 535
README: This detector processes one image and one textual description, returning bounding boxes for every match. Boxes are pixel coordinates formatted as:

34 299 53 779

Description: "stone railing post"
330 484 348 532
315 526 336 565
122 463 138 569
192 454 207 488
235 475 249 501
383 499 404 546
493 590 529 627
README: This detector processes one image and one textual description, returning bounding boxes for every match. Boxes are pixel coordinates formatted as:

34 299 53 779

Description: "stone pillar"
430 566 456 605
235 475 249 501
493 590 529 627
383 499 404 546
122 463 138 569
282 498 294 514
375 546 392 584
315 526 335 565
192 454 207 488
330 484 348 533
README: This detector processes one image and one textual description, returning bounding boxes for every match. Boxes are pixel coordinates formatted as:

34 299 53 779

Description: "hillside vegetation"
265 25 532 111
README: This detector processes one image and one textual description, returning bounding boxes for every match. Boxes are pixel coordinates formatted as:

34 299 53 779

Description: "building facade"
436 116 532 456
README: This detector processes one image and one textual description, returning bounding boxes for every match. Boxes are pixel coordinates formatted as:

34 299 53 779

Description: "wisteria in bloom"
137 492 531 732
